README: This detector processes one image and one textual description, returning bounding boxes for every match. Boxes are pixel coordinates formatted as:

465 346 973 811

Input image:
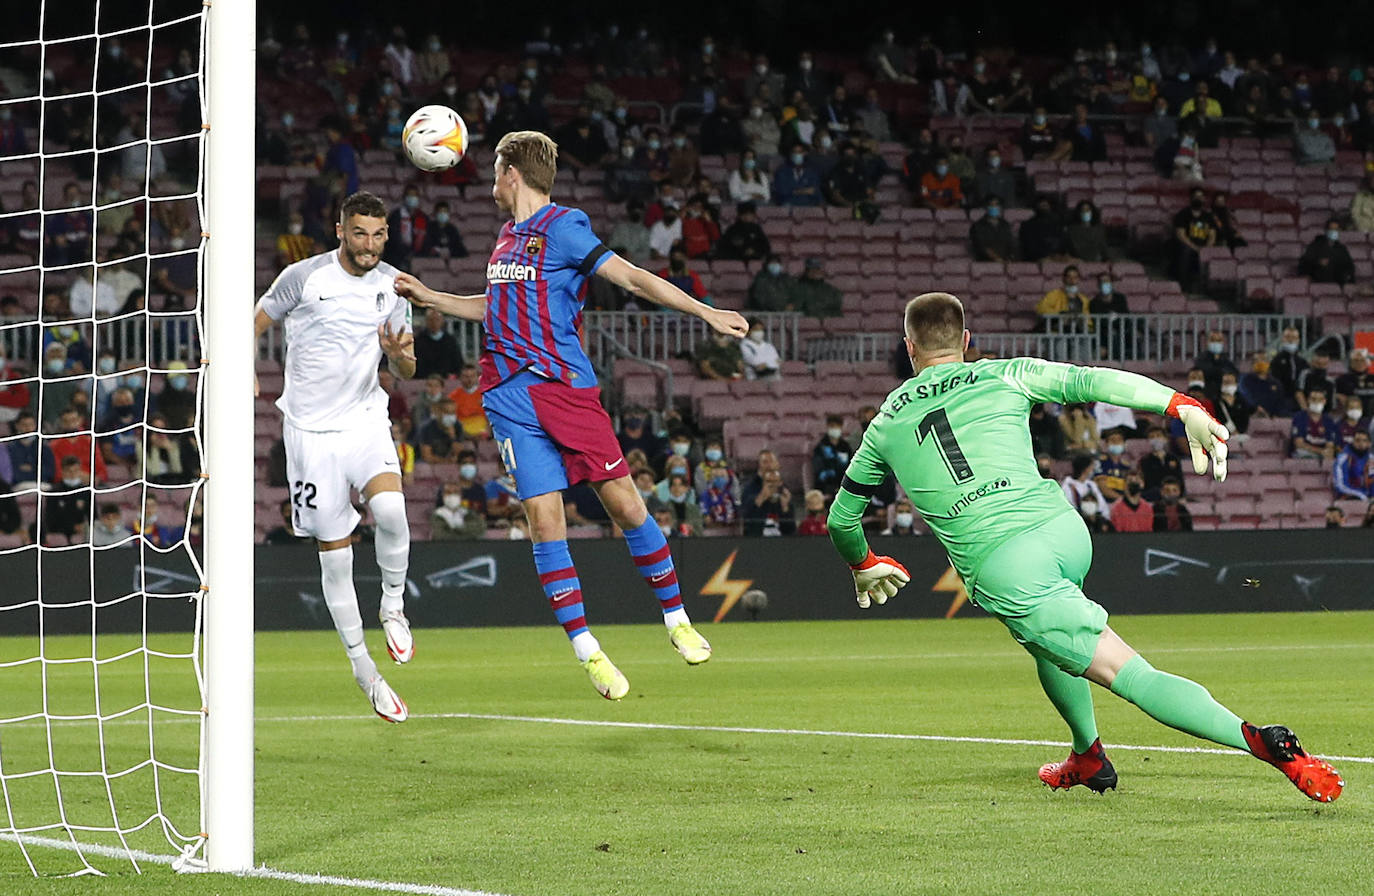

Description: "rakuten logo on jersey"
487 261 539 283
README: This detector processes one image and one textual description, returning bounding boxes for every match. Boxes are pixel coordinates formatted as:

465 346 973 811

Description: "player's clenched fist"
706 308 750 339
393 272 436 308
850 550 911 609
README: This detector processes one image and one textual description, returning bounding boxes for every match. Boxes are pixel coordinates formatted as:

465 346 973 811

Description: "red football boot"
1242 723 1344 803
1039 738 1118 793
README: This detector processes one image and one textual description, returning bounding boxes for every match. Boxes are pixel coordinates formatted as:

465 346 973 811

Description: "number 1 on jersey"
915 408 975 484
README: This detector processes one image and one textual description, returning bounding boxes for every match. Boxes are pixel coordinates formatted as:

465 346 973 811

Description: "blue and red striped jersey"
479 203 610 391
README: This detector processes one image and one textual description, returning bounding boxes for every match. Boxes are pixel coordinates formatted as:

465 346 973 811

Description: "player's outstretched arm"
1002 359 1229 480
596 254 749 338
394 271 487 322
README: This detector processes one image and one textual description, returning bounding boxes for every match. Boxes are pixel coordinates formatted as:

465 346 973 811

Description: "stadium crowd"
3 18 1374 542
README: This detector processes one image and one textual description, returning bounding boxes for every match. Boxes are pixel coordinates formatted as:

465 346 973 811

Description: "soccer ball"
402 105 468 172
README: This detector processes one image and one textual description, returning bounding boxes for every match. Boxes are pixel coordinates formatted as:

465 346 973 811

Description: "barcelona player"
830 292 1343 802
397 131 748 699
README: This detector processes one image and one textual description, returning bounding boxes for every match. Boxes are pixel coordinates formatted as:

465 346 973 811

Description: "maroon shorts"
483 372 628 499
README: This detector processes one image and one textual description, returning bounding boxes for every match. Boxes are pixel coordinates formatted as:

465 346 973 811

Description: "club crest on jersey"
525 236 545 256
376 292 385 311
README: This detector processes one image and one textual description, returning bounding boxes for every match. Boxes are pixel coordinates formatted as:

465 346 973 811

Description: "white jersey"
259 249 411 432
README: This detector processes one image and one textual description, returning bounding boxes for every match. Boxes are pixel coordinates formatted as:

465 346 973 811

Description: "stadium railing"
805 313 1307 365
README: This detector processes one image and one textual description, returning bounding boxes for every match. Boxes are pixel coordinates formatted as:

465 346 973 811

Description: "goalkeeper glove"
850 550 911 609
1167 393 1229 481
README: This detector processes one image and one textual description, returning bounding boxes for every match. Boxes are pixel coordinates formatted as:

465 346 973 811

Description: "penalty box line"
0 833 513 896
280 711 1374 765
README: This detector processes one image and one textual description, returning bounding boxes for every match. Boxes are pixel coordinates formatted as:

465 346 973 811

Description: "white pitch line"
0 832 513 896
253 711 1374 765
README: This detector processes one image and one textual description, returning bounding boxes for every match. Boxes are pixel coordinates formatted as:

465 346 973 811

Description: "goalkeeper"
829 292 1343 802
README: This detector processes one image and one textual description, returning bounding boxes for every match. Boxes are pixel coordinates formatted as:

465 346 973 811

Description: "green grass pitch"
2 611 1372 895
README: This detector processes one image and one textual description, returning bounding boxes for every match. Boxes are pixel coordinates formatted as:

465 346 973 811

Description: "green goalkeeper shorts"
970 509 1107 676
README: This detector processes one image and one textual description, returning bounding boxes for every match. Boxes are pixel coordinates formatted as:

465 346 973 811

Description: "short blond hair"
495 130 558 194
904 292 965 357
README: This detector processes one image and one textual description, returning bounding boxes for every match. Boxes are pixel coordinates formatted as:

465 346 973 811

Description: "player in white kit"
254 191 417 722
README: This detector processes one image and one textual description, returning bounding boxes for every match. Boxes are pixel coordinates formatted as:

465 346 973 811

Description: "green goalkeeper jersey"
829 358 1176 594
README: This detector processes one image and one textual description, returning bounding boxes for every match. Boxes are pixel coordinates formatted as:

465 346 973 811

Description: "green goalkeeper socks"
1036 657 1100 754
1109 655 1248 751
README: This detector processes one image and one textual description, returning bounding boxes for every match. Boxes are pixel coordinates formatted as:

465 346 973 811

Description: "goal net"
0 0 253 876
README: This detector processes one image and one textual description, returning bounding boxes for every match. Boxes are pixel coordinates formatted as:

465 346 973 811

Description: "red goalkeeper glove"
1167 392 1229 481
850 550 911 609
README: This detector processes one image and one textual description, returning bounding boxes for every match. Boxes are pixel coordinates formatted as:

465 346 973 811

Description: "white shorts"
283 420 400 541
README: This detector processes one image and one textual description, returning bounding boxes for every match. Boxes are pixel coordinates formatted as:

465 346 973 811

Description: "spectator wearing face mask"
152 361 195 430
741 102 781 169
383 185 428 269
1109 470 1154 532
1061 453 1107 513
1152 476 1192 532
1299 219 1355 285
1079 492 1116 533
1065 201 1107 262
418 201 467 258
1094 429 1131 501
812 415 852 495
678 196 720 259
1088 272 1130 357
659 434 695 487
1170 187 1217 291
969 197 1016 262
1296 349 1336 411
1270 327 1308 407
1214 371 1255 437
881 497 920 536
1139 425 1184 500
658 472 703 536
647 199 683 259
973 146 1015 207
1294 112 1337 165
728 150 771 205
918 155 963 209
1193 330 1239 395
1291 387 1341 460
275 212 318 266
658 244 709 301
432 471 488 540
773 143 823 207
740 319 781 380
698 456 739 530
1036 265 1090 333
1337 349 1374 412
747 254 795 312
1332 428 1374 499
617 406 665 463
418 398 463 464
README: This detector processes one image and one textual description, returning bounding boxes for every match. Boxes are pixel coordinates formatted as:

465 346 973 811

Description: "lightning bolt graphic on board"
935 566 969 618
704 550 754 622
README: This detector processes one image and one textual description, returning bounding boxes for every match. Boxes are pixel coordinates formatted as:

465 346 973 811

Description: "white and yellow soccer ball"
401 104 469 172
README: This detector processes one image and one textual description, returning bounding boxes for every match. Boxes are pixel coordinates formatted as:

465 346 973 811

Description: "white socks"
319 546 375 681
571 632 601 663
369 490 410 616
663 609 689 630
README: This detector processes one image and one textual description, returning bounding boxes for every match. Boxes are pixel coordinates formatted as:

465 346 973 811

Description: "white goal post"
202 0 256 874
